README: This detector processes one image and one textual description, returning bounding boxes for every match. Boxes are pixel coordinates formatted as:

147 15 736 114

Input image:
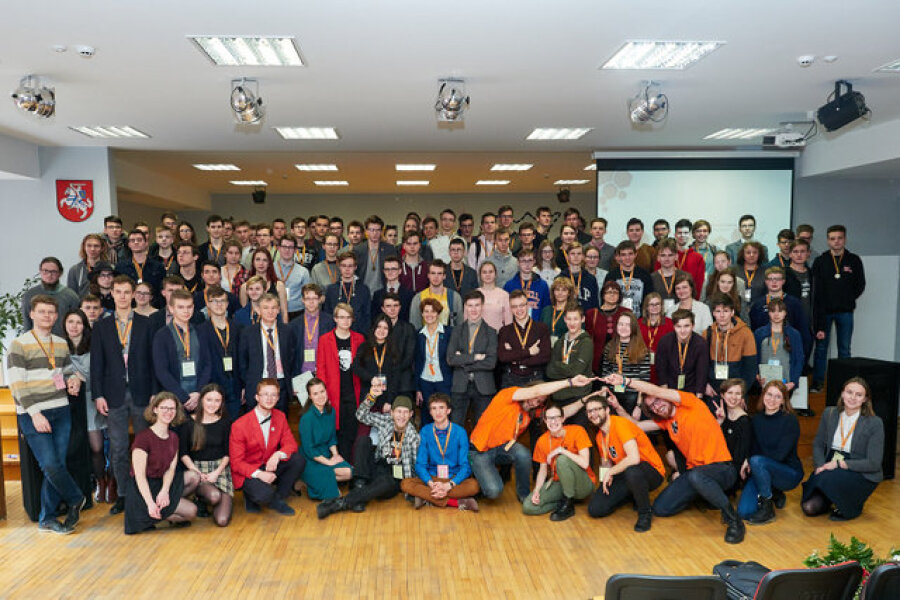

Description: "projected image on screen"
595 158 793 256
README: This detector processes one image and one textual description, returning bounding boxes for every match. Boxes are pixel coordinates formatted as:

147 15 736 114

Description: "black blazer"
152 323 213 403
198 318 245 406
289 310 335 374
237 321 296 400
389 319 417 394
354 241 398 288
371 286 415 323
90 312 156 408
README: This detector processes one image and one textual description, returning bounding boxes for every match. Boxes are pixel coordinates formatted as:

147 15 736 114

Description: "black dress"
124 428 184 534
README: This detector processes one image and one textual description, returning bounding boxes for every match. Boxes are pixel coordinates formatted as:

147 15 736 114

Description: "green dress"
299 406 352 500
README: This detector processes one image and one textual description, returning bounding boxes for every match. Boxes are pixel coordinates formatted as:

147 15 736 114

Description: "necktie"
266 328 277 378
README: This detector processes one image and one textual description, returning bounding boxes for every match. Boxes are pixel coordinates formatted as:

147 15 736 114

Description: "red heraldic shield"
56 180 94 222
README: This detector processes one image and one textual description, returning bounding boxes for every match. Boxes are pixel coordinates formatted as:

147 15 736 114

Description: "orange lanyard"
616 349 624 374
213 321 230 352
831 252 843 276
173 323 191 359
210 243 222 261
520 276 532 292
450 267 463 291
548 432 566 476
325 261 338 283
714 328 730 363
467 324 481 353
562 335 579 363
514 319 532 349
425 328 439 360
276 261 295 282
661 272 675 296
596 429 611 462
839 414 857 448
647 323 659 348
562 247 570 267
744 268 757 287
161 254 174 270
778 254 786 268
622 269 634 292
186 279 198 293
251 309 260 325
115 317 133 349
369 247 379 269
305 313 319 344
770 333 781 356
392 430 405 459
569 270 582 291
294 247 307 265
341 280 355 301
31 331 56 369
677 338 690 373
433 424 453 461
373 344 386 372
676 250 688 270
132 259 144 281
551 307 564 331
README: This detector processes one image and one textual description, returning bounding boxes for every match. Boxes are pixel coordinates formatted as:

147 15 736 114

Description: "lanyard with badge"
434 424 453 479
743 268 756 302
833 414 858 461
514 319 532 350
596 429 612 483
304 313 319 364
391 429 405 479
504 411 526 451
32 332 66 390
425 328 440 375
620 270 634 310
677 338 690 390
173 323 196 378
647 323 659 365
562 335 578 364
661 273 675 311
714 328 730 380
214 322 232 372
116 316 133 367
831 252 843 279
547 433 566 484
373 344 387 386
614 351 626 393
468 324 481 354
132 259 144 284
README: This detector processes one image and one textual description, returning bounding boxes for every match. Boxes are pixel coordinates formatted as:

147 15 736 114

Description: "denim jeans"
813 311 854 383
18 406 85 523
417 379 451 425
652 461 737 517
737 455 804 518
469 442 533 501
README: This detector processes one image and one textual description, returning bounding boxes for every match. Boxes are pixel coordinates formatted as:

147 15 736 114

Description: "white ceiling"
2 1 900 194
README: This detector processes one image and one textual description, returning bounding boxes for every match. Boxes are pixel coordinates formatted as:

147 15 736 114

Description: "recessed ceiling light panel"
583 164 597 171
490 164 533 171
554 179 590 185
395 164 436 171
475 180 510 186
70 126 150 139
193 164 240 171
396 180 430 186
296 164 338 171
703 128 777 140
314 180 349 186
230 180 267 186
874 59 900 73
275 127 339 140
602 41 724 70
190 36 303 66
526 128 592 140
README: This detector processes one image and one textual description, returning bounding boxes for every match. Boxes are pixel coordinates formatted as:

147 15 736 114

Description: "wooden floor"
0 468 897 599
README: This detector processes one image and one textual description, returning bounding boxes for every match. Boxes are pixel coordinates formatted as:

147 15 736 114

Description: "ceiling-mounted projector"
816 80 870 132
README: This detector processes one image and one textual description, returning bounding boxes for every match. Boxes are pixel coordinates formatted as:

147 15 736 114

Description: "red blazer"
586 306 632 373
654 249 706 299
229 408 298 489
316 329 364 429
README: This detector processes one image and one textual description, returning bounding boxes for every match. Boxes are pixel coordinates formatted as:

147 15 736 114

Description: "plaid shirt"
355 395 420 479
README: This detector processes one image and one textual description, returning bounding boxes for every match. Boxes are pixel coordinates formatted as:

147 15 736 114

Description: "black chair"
862 563 900 600
604 574 727 600
754 561 863 600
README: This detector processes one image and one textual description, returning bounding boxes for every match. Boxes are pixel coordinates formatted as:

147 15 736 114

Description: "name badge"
550 335 559 346
304 348 316 363
52 370 66 390
663 298 675 313
621 297 634 311
834 273 841 280
744 289 752 302
436 464 449 479
649 351 656 365
393 465 404 480
504 439 516 451
715 364 729 380
677 374 686 390
374 375 387 387
599 466 611 483
181 361 196 378
832 451 845 462
614 384 625 394
767 359 781 366
223 356 233 372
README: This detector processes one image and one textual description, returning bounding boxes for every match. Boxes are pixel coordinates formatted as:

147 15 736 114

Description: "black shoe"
634 511 652 532
772 489 786 510
829 510 851 522
195 500 210 518
83 495 94 511
809 382 823 394
316 497 347 520
269 499 296 516
747 497 776 525
350 478 368 491
549 497 576 522
109 497 126 515
63 496 87 529
39 519 74 535
169 520 192 529
351 502 366 513
244 496 261 514
722 505 745 544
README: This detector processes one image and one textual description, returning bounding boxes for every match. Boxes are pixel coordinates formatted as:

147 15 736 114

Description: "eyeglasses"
545 414 563 422
208 298 228 304
158 405 177 412
40 269 60 275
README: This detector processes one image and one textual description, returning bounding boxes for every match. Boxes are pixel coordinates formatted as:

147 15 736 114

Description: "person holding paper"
152 289 212 413
198 285 244 418
753 298 805 391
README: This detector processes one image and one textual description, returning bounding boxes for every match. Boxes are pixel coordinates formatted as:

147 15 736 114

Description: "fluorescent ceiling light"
490 164 532 171
874 59 900 73
189 36 303 66
526 128 592 140
703 128 777 140
602 41 724 70
230 180 267 186
295 164 338 171
275 127 339 140
193 164 240 171
554 179 590 185
396 180 430 186
583 164 597 171
475 180 510 186
395 164 436 171
69 126 149 139
314 180 349 186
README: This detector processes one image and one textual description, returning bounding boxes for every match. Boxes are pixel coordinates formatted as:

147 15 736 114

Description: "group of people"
6 204 883 544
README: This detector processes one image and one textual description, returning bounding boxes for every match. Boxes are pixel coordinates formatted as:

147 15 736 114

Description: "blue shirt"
415 422 472 485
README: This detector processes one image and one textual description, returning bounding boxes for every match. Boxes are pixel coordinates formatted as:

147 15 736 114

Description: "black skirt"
123 471 186 534
802 468 878 519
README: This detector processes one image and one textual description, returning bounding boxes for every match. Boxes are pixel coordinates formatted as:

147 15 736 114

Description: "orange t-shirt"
654 391 731 469
596 415 665 478
533 425 597 484
470 387 531 452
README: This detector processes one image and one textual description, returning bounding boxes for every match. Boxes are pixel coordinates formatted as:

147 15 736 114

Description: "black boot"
549 497 575 522
722 504 745 544
634 511 652 533
747 497 775 525
772 489 786 509
316 497 347 520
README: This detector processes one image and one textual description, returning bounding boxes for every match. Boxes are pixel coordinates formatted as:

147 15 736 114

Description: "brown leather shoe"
94 477 106 504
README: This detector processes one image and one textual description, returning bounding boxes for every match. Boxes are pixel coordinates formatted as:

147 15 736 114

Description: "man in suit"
148 275 186 333
197 214 227 266
198 285 245 418
354 215 397 295
115 229 166 307
152 289 212 413
229 379 305 515
290 283 335 377
90 275 156 515
370 256 414 323
237 293 296 412
380 292 416 400
446 290 498 426
324 250 371 335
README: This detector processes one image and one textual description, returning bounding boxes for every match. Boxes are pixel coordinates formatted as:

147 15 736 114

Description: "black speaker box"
825 357 899 479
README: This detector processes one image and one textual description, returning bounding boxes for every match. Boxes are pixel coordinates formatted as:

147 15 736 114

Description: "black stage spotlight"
817 80 870 132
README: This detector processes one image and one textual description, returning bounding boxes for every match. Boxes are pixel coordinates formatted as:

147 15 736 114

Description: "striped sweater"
6 330 73 415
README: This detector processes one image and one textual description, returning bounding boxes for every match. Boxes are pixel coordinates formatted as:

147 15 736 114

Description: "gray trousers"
108 390 149 499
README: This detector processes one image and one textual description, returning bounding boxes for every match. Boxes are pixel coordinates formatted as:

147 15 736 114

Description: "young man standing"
512 221 538 257
810 225 866 391
152 289 212 413
487 227 518 287
652 219 671 247
534 206 553 244
497 289 552 387
68 234 107 296
117 229 166 305
152 225 176 272
197 214 227 266
370 255 414 322
691 219 718 278
91 275 156 515
194 260 240 320
503 250 550 320
310 234 341 289
400 394 480 511
796 223 820 262
587 217 616 271
651 239 689 308
626 218 656 272
726 214 769 264
149 275 186 333
347 220 364 248
428 208 459 263
290 283 335 378
381 292 417 401
79 295 105 326
787 239 813 319
353 215 394 294
271 218 288 245
174 241 201 293
602 373 744 544
399 231 429 293
445 238 479 298
604 241 654 318
557 243 599 312
671 219 706 297
324 251 371 334
8 296 87 534
21 257 80 337
290 217 318 270
198 285 245 418
254 224 275 258
457 213 475 247
409 260 463 329
237 293 296 412
446 291 498 426
766 228 795 269
102 215 128 263
421 217 439 249
274 234 311 320
704 294 757 396
229 379 305 515
655 309 709 396
467 212 497 270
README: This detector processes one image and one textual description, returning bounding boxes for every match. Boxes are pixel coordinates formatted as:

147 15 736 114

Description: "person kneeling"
318 380 420 519
400 394 480 511
229 379 306 516
522 403 596 521
124 393 198 534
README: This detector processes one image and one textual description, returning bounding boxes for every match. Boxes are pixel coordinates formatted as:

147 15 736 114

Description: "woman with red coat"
316 302 365 462
588 281 633 374
638 292 674 383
